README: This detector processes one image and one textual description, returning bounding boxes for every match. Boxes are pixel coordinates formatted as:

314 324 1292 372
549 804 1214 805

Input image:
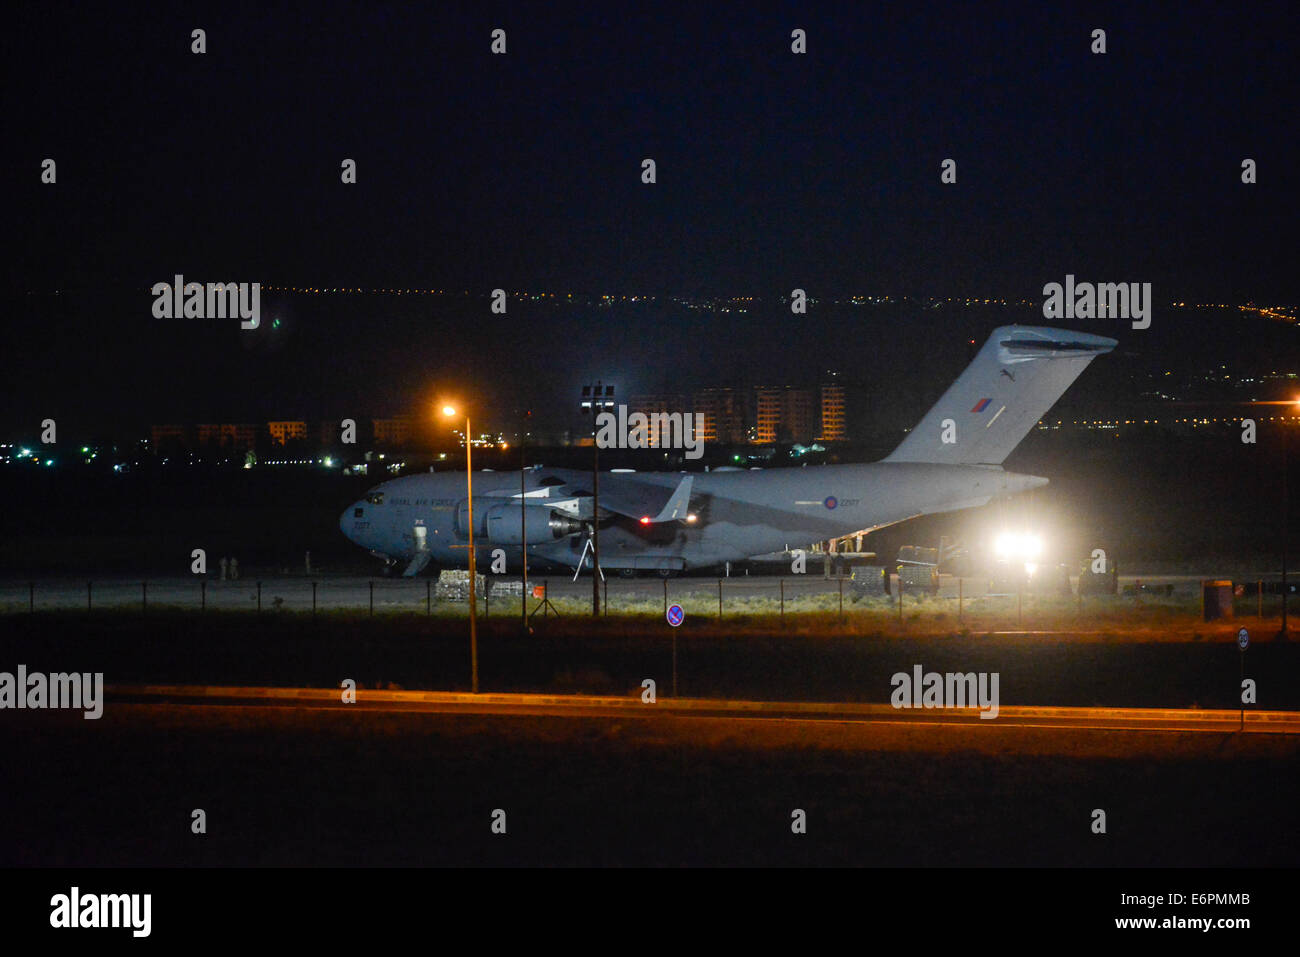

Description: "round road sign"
1237 627 1250 651
666 603 685 627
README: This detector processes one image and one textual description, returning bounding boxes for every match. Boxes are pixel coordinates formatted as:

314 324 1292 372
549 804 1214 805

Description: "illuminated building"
693 388 747 444
818 379 847 441
267 421 308 446
754 387 816 444
372 415 414 447
197 423 258 453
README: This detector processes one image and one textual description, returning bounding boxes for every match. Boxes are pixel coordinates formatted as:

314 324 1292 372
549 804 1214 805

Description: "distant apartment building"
267 420 307 446
753 387 816 444
316 419 341 447
372 415 414 447
818 381 847 441
693 387 747 445
627 394 689 447
197 423 258 453
784 390 818 443
754 389 780 443
149 424 188 452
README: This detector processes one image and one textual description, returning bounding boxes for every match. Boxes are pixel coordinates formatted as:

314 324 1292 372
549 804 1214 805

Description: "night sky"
5 1 1297 435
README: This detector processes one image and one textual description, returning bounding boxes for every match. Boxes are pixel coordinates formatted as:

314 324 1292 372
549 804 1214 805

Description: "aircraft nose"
339 503 359 542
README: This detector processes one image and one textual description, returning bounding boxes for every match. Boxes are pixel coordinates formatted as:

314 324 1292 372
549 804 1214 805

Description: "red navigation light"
639 516 651 525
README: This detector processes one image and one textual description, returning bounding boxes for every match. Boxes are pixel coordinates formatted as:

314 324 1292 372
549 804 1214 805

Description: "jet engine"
483 504 584 544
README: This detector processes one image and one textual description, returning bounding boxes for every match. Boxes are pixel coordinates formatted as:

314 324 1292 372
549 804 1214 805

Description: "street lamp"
442 404 478 692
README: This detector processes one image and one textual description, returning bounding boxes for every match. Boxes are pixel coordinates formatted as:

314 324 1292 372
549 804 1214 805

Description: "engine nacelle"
483 504 583 544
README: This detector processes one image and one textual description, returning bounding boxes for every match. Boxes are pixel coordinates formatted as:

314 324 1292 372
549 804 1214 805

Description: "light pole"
520 409 531 634
580 383 615 616
1282 406 1293 639
443 405 478 692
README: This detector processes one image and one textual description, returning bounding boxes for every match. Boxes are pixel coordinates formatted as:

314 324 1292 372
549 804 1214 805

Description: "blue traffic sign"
1237 627 1249 651
666 603 684 627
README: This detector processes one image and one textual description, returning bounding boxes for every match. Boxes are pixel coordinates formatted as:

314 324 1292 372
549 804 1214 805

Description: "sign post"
1237 627 1249 731
667 603 684 697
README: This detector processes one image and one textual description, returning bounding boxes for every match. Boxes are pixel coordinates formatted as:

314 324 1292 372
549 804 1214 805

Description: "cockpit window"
365 491 385 505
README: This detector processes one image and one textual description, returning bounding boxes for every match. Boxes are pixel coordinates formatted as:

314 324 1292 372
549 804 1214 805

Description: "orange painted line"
104 684 1300 731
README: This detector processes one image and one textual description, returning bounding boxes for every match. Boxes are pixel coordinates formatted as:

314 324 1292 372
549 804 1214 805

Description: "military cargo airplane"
340 325 1115 576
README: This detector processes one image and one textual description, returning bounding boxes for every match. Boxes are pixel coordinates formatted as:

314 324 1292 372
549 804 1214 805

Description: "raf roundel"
823 496 838 510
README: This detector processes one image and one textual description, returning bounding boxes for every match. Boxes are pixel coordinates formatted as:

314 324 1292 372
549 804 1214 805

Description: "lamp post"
443 405 478 692
521 409 531 634
1282 406 1293 639
580 383 615 616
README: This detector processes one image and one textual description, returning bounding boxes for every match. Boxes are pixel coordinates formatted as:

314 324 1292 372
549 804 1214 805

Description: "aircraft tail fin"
884 325 1116 466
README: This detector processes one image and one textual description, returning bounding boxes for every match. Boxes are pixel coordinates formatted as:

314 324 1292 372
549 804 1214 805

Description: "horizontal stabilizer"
583 473 696 524
651 475 694 523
